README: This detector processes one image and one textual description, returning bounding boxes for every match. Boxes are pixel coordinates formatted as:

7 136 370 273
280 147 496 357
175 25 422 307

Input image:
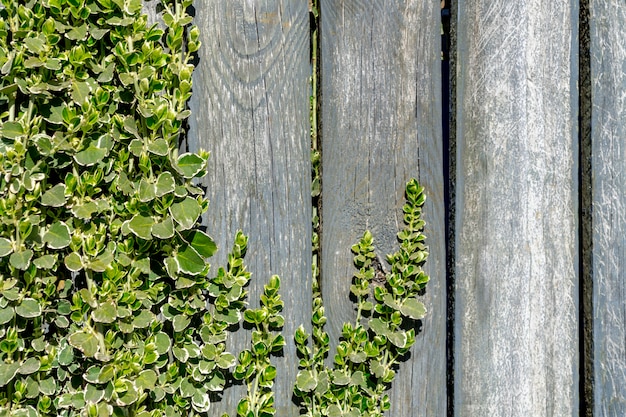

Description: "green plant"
0 0 254 415
294 179 429 417
232 275 285 417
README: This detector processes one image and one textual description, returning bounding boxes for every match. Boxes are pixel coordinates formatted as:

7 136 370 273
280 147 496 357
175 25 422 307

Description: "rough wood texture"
186 1 310 414
454 1 579 415
590 1 626 414
320 1 445 415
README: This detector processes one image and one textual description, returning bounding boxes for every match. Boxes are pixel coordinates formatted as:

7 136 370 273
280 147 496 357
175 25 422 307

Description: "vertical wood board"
590 1 626 415
320 1 446 415
187 1 311 414
454 1 579 415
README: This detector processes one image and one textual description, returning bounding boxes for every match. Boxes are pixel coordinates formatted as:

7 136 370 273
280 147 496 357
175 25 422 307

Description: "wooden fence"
154 0 626 415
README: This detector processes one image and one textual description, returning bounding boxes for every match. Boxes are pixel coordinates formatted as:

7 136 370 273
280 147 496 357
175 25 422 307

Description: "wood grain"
320 1 446 415
186 1 310 414
454 1 579 415
590 1 626 414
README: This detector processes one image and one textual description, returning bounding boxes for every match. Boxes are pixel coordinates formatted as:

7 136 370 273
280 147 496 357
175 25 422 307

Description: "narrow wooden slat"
590 1 626 414
454 1 579 415
186 1 310 414
320 1 445 415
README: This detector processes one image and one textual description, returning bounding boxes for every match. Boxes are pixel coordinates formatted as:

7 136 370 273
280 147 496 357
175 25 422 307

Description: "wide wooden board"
186 1 311 414
454 1 579 415
320 1 446 415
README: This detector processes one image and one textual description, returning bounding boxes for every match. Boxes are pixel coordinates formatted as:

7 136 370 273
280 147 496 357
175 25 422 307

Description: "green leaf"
132 310 154 329
38 378 56 395
44 221 71 249
295 370 317 392
191 390 211 413
387 330 408 348
84 384 104 403
154 332 171 355
172 315 190 332
97 365 115 384
155 172 175 197
127 214 154 240
41 184 67 206
206 370 225 391
368 318 389 338
10 249 33 270
33 254 56 269
64 252 83 272
66 23 88 41
216 352 236 369
175 245 205 275
74 146 107 166
116 380 138 406
71 80 92 105
92 300 117 324
147 138 169 156
71 202 98 219
138 179 156 202
0 238 13 257
0 122 23 139
15 298 41 318
68 331 99 358
187 230 217 258
0 308 14 325
18 358 40 375
176 153 206 178
400 297 426 320
135 370 157 391
0 362 20 387
170 197 202 230
152 217 174 239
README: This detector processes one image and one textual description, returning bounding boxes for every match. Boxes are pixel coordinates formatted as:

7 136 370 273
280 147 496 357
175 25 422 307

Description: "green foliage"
294 179 429 417
0 0 255 415
233 276 285 417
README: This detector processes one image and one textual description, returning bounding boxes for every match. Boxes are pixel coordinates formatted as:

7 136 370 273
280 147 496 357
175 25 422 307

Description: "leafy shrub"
0 0 250 415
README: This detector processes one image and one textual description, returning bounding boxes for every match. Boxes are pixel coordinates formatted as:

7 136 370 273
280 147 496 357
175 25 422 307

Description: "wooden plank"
454 1 579 415
320 1 446 415
186 1 310 414
590 1 626 414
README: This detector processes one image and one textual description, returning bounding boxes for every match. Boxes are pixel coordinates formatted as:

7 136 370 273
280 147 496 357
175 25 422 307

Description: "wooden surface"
454 1 579 415
186 1 311 414
320 1 446 415
590 1 626 414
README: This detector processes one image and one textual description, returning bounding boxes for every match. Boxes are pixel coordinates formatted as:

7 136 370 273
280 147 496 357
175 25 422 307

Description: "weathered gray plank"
590 1 626 414
454 1 579 415
187 1 311 414
320 1 445 415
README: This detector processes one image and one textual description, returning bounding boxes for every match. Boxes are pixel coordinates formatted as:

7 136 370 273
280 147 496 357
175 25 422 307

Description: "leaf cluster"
294 179 429 417
0 0 259 416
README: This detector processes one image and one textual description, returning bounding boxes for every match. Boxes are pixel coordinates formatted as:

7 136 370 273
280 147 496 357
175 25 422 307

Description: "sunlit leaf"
68 331 99 358
74 146 107 166
41 184 67 206
44 221 71 249
10 249 33 270
127 214 154 240
170 197 202 230
0 238 12 257
176 153 206 178
175 245 205 275
92 300 117 324
15 298 42 318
